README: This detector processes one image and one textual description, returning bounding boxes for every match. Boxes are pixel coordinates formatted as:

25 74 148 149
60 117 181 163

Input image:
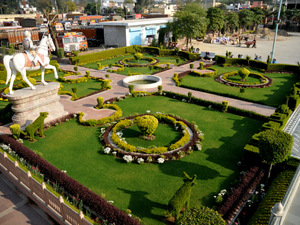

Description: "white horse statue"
3 34 58 95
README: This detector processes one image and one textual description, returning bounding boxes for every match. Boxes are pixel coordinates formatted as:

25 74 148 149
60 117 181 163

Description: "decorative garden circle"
123 75 162 89
118 57 159 67
102 114 203 163
216 71 272 88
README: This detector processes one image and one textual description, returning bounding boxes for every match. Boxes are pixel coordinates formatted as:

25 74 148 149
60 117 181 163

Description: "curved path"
58 60 275 120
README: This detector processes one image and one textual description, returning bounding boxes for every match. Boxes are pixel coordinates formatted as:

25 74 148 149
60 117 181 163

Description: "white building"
101 17 173 47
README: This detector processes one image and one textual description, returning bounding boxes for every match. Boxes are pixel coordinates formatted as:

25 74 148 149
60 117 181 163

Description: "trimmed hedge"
217 166 265 223
0 135 140 225
0 103 13 124
70 46 138 65
248 170 295 225
78 104 122 126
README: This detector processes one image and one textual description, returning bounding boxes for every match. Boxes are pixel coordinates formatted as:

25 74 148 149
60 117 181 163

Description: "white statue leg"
44 64 58 79
8 72 16 95
40 67 48 85
21 68 35 90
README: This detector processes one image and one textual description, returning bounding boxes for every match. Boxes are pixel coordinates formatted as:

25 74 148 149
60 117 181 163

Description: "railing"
0 151 92 225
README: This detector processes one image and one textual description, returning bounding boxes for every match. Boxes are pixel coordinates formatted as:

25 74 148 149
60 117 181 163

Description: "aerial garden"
0 45 300 225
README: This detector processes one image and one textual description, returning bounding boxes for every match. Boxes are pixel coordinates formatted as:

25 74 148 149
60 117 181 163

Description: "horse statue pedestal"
5 82 68 129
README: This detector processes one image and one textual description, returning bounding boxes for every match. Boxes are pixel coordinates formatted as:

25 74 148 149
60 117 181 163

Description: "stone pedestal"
5 82 68 128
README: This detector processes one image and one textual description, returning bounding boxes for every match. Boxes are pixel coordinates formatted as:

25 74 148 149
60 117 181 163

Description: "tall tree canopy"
168 3 207 50
65 1 77 12
207 7 224 34
239 9 255 31
134 0 154 13
250 7 264 31
225 12 239 33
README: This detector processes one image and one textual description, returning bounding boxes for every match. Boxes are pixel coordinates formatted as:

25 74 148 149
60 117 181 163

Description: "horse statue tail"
3 55 13 85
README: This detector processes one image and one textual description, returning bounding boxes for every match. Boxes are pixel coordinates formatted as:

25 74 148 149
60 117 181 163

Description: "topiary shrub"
85 70 90 78
190 63 194 69
57 48 64 58
222 100 229 112
74 66 78 71
25 112 49 141
97 62 102 70
134 52 143 62
176 58 180 65
177 205 225 225
9 124 24 139
134 115 158 136
199 62 204 70
238 68 250 81
188 92 192 102
168 172 197 221
97 97 104 108
158 85 163 95
102 79 111 90
129 85 134 94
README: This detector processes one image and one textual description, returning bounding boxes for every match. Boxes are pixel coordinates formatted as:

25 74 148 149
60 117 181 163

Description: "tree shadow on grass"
159 160 223 181
118 188 167 222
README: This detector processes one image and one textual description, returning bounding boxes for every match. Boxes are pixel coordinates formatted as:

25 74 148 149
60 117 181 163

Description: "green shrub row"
248 170 295 225
58 74 88 84
70 46 138 65
190 67 217 77
78 104 122 126
216 55 299 72
106 64 125 73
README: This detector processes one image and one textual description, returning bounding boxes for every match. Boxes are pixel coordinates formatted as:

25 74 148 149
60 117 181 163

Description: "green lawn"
181 65 297 107
82 54 186 76
23 96 264 225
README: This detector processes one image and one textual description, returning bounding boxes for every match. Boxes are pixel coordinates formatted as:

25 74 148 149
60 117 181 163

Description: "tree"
216 3 227 13
258 129 293 179
65 1 77 12
250 7 264 31
43 9 59 55
115 7 125 18
207 7 224 35
134 0 154 13
168 4 207 50
225 12 239 34
84 2 100 15
239 9 255 32
181 2 206 16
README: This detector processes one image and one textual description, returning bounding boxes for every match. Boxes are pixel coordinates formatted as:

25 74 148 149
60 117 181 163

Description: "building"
100 17 173 47
151 4 177 16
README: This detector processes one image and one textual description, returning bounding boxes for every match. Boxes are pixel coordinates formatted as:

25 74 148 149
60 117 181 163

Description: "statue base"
5 82 68 129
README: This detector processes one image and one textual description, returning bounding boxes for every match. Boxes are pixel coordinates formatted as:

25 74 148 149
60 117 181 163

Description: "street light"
270 0 284 63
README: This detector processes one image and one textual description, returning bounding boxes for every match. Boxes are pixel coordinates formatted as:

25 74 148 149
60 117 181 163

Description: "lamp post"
270 0 284 63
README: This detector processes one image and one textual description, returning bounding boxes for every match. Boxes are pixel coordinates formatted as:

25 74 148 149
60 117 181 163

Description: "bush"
178 205 225 225
199 62 204 70
102 79 111 90
24 112 49 141
238 68 250 81
222 101 229 112
97 97 104 108
134 52 143 62
190 63 194 69
74 66 78 71
158 85 163 95
21 78 36 88
9 124 23 139
57 48 64 58
85 70 90 78
135 115 159 136
129 85 134 94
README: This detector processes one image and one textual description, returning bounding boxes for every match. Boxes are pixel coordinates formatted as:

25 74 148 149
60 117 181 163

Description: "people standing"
252 39 256 48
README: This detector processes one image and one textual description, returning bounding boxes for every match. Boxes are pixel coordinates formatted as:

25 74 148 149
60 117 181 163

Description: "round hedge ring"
102 114 203 163
216 70 272 88
118 57 159 67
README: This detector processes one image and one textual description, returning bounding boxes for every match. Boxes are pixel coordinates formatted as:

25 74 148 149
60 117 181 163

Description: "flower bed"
102 113 202 163
216 71 272 88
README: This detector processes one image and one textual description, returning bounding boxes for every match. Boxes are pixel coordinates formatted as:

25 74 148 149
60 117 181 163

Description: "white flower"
137 158 144 164
112 151 117 156
146 110 151 113
108 200 114 204
157 158 165 164
123 155 133 163
101 128 106 134
116 131 123 137
104 147 111 154
17 139 23 143
182 99 186 102
196 143 202 151
73 114 77 117
61 170 67 173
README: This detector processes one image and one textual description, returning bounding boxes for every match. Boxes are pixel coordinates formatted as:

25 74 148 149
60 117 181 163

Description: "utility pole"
270 0 283 63
96 0 98 15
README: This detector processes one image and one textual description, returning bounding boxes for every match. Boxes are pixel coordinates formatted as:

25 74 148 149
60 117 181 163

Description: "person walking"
252 39 256 48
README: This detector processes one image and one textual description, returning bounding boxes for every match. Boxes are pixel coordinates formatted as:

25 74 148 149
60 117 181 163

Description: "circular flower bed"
215 71 272 88
118 57 159 67
101 113 203 163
